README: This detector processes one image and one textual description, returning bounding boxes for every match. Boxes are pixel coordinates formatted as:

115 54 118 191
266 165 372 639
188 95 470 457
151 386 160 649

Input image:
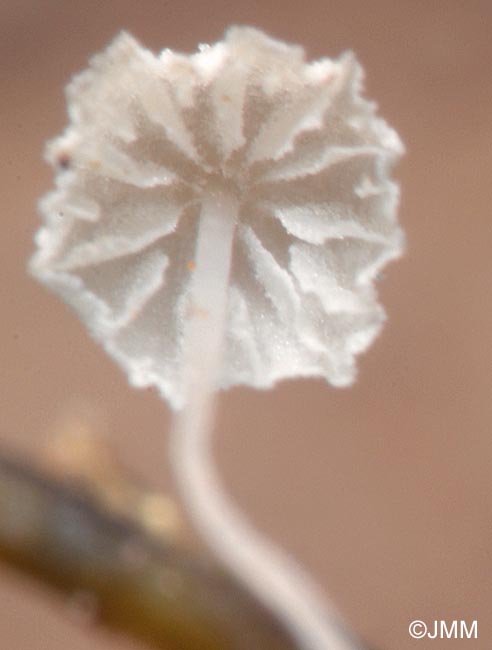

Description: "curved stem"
170 192 363 650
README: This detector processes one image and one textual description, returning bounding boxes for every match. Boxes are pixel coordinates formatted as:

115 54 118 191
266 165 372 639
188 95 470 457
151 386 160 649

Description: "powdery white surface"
31 27 404 408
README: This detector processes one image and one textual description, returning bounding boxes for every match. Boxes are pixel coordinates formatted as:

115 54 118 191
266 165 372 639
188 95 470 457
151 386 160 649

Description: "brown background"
1 1 491 648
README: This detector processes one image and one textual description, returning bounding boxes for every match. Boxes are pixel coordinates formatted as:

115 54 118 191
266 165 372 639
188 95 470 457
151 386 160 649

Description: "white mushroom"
31 27 404 650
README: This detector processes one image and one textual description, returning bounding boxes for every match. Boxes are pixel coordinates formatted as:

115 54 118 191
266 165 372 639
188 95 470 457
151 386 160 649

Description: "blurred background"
1 1 491 648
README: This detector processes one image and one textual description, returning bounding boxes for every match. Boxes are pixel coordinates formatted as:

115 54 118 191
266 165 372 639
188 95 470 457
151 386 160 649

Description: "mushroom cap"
31 27 404 408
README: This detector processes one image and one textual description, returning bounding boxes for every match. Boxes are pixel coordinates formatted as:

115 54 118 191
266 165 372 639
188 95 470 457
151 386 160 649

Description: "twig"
0 451 300 650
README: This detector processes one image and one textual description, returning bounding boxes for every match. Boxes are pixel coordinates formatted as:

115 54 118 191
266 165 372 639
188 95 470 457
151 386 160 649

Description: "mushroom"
30 27 404 650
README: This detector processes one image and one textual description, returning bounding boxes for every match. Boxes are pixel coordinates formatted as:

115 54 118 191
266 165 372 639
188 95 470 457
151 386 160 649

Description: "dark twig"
0 451 300 650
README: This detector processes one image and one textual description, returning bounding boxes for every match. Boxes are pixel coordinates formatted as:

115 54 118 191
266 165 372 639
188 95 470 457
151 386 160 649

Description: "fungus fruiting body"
31 27 403 650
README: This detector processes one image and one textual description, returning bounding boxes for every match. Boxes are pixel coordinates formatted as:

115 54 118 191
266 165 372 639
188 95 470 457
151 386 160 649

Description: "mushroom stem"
170 194 363 650
173 190 237 438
